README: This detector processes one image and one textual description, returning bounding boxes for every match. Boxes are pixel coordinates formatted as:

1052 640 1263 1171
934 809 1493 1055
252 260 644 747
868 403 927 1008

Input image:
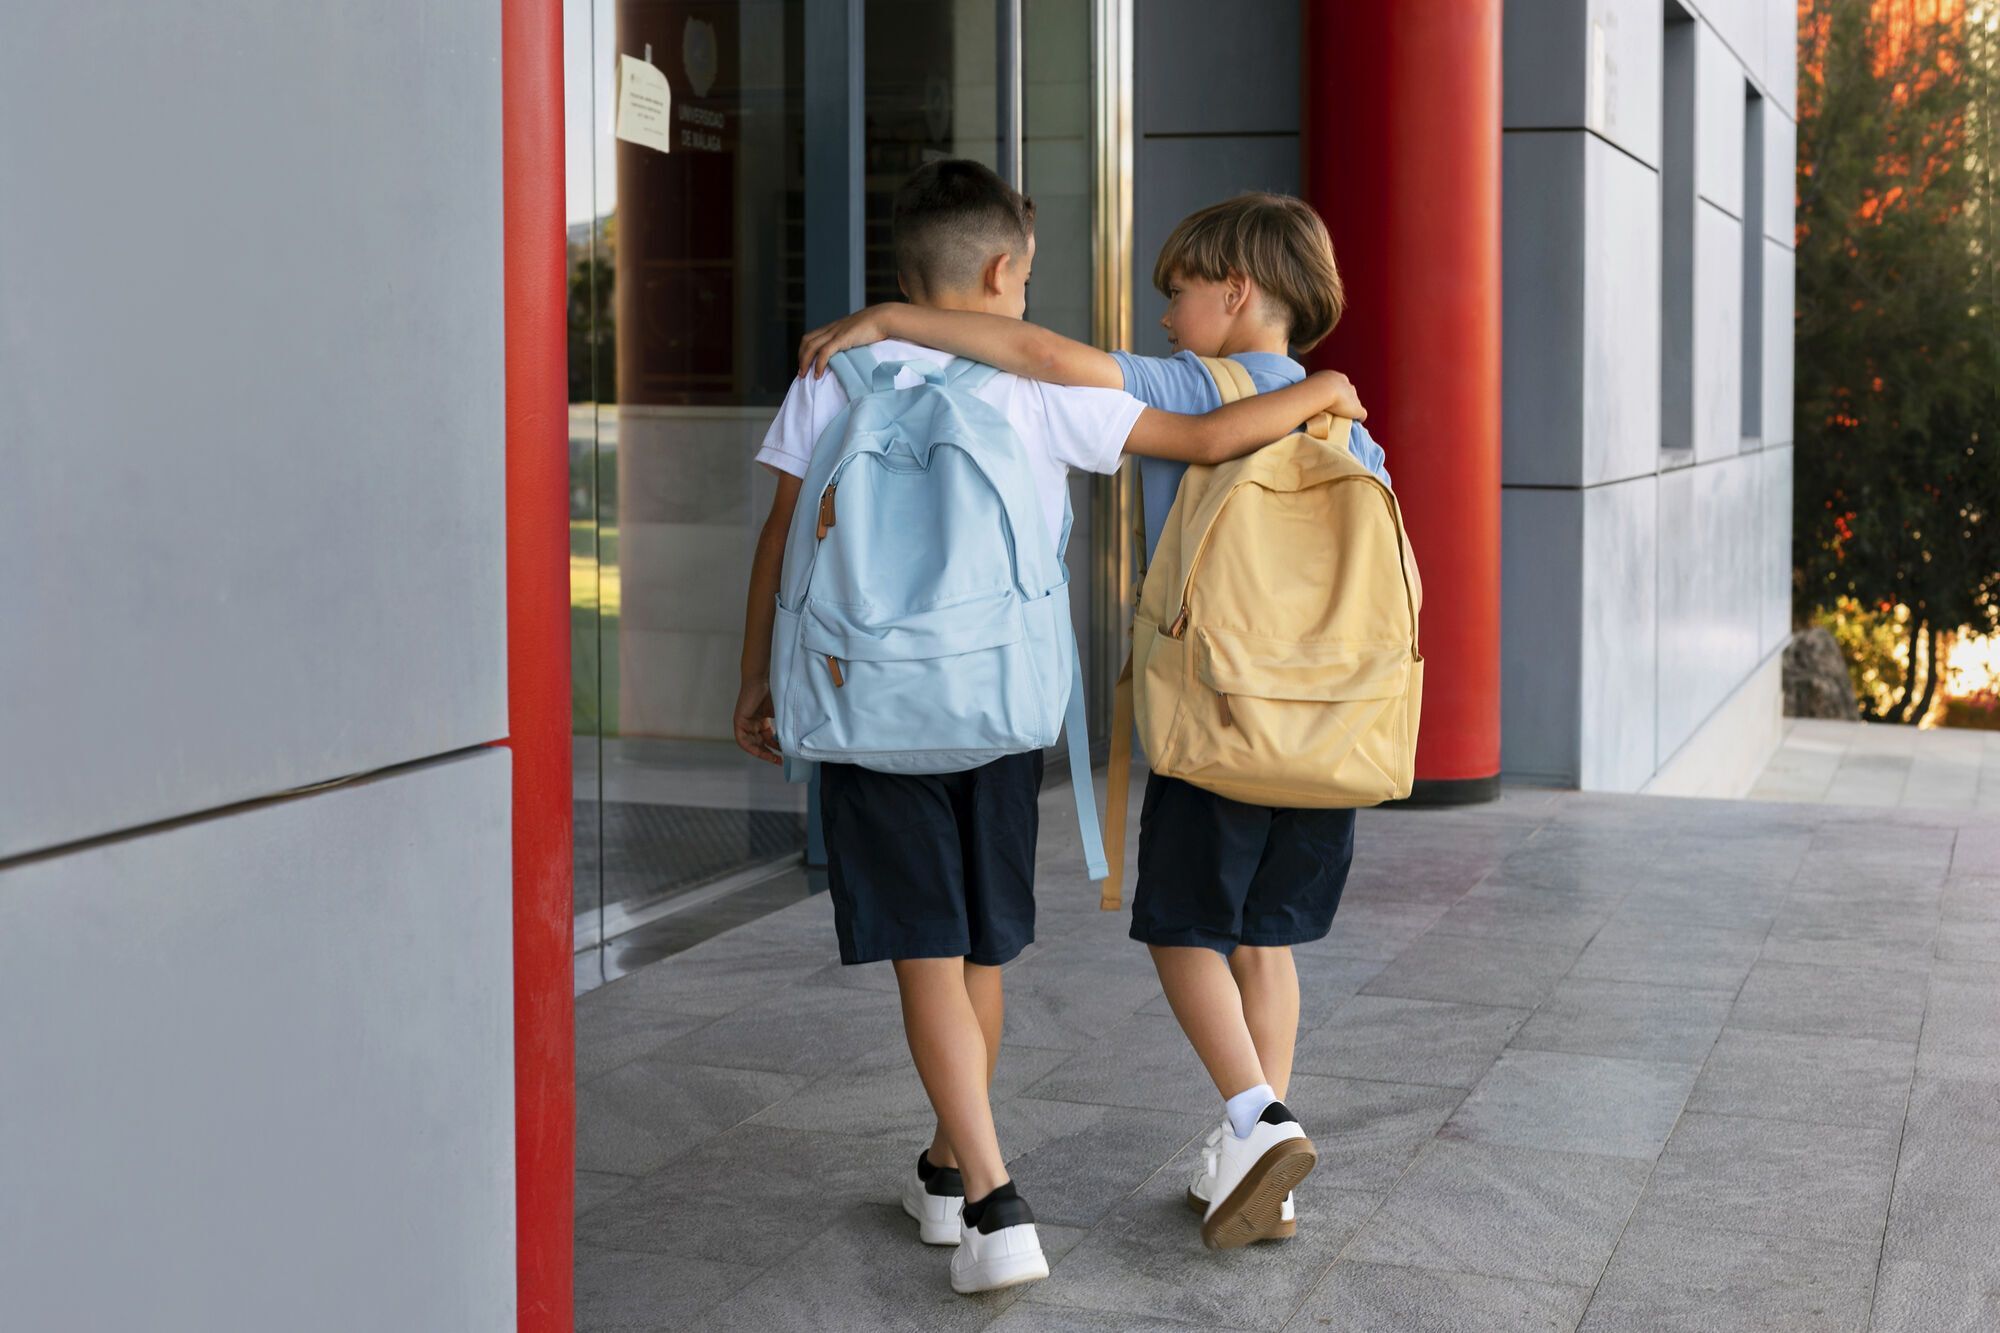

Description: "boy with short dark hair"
735 164 1362 1293
799 190 1388 1249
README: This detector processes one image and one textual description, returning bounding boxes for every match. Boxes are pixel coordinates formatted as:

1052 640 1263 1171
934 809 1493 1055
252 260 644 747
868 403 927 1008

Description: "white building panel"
1580 474 1660 790
0 751 516 1333
1761 446 1795 657
1763 241 1797 447
1696 19 1747 218
0 2 509 859
1503 0 1664 168
1764 105 1799 247
1694 199 1746 461
1657 454 1765 758
1584 135 1664 485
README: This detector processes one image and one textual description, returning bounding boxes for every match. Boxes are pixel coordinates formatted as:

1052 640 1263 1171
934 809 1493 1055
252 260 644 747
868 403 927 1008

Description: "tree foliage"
1795 0 2000 722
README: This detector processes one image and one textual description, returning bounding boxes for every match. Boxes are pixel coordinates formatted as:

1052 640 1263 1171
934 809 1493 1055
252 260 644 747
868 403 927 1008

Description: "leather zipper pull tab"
816 484 838 540
1169 608 1190 639
826 655 844 688
1216 693 1234 727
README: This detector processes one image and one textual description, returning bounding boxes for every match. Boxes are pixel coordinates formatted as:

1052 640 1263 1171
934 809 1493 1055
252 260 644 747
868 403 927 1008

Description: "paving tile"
1002 945 1166 1051
1293 995 1530 1089
1916 966 2000 1081
575 1001 711 1082
1937 877 2000 963
1869 1259 2000 1332
1576 1220 1876 1332
1022 1013 1217 1115
1287 1261 1589 1332
1512 977 1735 1064
1141 952 1389 1029
576 1060 808 1176
749 1043 1070 1142
699 1203 1071 1332
1299 900 1450 961
990 1305 1234 1332
1427 881 1623 950
576 1125 911 1265
1288 1075 1465 1194
1730 960 1930 1043
647 982 908 1077
993 1098 1214 1230
1442 1050 1698 1159
1687 1029 1915 1129
572 1245 762 1332
1361 932 1581 1009
1341 1140 1651 1288
575 1169 638 1217
1763 893 1941 970
1021 1137 1381 1330
1882 1078 2000 1280
1568 919 1767 991
593 938 839 1019
1636 1112 1902 1246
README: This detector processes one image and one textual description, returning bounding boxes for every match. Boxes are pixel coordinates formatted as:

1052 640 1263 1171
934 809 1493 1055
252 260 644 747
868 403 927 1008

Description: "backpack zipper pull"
825 655 844 688
1216 692 1234 727
816 484 838 540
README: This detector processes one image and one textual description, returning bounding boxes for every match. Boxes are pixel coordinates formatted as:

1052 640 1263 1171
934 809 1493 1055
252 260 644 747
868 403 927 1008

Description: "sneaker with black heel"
1186 1120 1296 1239
950 1183 1049 1294
1200 1100 1316 1251
901 1151 964 1246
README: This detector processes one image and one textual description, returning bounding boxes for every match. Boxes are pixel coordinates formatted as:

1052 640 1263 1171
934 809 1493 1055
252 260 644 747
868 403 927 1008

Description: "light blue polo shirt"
1110 349 1392 558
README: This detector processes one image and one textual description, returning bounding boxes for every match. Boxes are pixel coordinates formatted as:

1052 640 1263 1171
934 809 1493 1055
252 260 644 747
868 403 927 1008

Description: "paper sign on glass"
615 54 672 154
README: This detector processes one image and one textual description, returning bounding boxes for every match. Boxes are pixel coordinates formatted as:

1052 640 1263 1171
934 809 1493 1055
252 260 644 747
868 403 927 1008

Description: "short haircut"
1153 193 1345 352
892 160 1037 298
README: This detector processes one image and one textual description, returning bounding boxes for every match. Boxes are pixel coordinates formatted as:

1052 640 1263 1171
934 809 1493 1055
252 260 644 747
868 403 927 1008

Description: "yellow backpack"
1101 356 1424 909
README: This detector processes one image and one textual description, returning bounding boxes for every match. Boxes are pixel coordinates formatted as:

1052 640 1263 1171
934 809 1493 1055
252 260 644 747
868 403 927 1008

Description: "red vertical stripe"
1302 0 1504 786
502 0 574 1327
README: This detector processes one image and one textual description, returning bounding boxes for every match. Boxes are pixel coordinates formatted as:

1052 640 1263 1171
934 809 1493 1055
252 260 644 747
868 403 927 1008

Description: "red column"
502 0 574 1327
1303 1 1502 802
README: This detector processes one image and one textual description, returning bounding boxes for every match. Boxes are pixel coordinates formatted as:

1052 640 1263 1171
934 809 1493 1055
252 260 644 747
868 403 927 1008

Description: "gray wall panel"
1501 133 1588 487
1138 0 1300 137
0 751 515 1333
0 2 508 858
1583 134 1664 485
1502 488 1586 784
1656 454 1764 758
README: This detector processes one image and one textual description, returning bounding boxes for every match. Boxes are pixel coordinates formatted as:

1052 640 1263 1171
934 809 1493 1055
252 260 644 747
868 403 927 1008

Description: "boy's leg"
896 957 1009 1201
1229 945 1299 1099
926 961 1004 1170
1148 944 1266 1100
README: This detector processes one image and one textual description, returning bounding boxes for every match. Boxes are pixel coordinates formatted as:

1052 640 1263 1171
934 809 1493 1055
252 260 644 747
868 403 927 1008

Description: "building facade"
2 1 1798 1328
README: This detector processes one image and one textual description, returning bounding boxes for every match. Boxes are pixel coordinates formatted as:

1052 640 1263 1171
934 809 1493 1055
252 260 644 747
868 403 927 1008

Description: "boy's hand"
733 677 782 765
798 305 899 380
1314 369 1368 422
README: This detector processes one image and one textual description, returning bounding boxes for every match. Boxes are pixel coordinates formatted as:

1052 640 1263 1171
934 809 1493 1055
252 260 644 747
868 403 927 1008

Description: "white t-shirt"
754 339 1145 548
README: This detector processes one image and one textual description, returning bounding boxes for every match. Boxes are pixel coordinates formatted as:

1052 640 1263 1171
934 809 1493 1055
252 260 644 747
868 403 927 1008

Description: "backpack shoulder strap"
943 357 1000 394
1198 355 1257 406
829 347 880 401
1066 624 1109 883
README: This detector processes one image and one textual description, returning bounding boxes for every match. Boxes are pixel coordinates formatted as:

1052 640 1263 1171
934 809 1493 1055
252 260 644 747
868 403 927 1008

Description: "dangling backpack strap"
1100 651 1135 909
1067 631 1109 882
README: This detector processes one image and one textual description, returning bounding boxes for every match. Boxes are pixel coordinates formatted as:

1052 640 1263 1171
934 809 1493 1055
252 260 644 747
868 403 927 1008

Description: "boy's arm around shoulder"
799 304 1124 389
1122 370 1360 465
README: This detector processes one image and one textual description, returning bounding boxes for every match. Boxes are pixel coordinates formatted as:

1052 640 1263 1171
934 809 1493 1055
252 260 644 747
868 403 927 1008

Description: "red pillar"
1303 1 1503 802
502 0 574 1327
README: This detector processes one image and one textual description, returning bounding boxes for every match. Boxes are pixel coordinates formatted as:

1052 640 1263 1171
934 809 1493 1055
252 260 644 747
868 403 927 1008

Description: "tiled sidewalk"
1749 718 2000 811
572 781 2000 1332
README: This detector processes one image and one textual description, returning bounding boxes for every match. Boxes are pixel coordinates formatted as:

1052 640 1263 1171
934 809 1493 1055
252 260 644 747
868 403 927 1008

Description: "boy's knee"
1230 944 1293 972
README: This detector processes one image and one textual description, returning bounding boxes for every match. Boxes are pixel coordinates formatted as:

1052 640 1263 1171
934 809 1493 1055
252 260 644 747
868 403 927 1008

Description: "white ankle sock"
1224 1083 1276 1139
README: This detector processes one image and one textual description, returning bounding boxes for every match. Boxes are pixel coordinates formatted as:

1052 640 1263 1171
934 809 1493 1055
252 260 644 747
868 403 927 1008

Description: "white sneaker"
949 1189 1050 1294
900 1153 964 1246
1186 1121 1295 1237
1200 1100 1317 1250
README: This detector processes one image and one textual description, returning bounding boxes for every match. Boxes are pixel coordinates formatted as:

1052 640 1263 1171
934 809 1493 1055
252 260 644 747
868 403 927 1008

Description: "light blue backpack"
771 348 1107 880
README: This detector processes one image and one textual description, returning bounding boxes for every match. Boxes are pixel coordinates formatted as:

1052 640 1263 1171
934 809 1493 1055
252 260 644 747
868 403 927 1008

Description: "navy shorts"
1130 773 1355 954
819 752 1043 967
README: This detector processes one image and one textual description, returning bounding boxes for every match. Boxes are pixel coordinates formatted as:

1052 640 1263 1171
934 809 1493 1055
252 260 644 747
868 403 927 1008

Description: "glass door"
566 0 1103 991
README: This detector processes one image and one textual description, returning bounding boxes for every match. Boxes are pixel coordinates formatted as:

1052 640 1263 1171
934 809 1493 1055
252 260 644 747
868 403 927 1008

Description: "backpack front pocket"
791 588 1056 767
1173 625 1414 806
